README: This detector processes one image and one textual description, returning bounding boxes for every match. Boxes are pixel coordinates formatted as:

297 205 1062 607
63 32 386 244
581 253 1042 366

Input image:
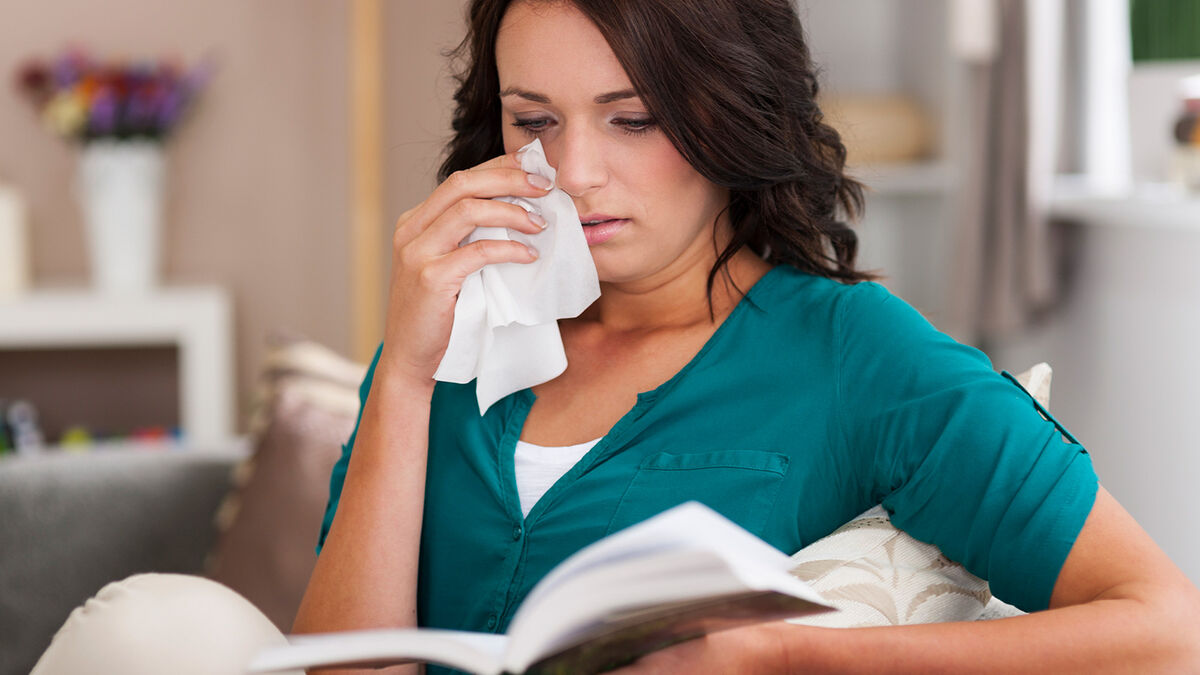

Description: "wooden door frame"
349 0 384 363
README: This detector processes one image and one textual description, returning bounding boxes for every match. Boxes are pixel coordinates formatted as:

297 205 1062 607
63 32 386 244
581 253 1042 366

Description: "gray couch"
0 449 241 675
1 337 373 675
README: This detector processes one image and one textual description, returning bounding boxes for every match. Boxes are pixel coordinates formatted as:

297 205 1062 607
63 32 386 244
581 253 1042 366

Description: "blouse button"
512 525 523 541
486 614 497 629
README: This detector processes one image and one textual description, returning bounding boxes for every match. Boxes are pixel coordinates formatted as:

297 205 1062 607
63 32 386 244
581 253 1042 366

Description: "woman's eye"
511 118 552 135
614 117 657 136
510 116 658 137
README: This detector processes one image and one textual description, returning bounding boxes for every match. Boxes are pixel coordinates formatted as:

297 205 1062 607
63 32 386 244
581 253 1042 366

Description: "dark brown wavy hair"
440 0 874 292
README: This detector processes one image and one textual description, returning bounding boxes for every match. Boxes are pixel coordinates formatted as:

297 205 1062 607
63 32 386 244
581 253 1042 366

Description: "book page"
250 629 508 675
504 503 831 671
518 502 801 616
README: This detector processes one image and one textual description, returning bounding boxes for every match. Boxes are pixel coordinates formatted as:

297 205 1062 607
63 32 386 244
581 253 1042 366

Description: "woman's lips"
581 219 627 246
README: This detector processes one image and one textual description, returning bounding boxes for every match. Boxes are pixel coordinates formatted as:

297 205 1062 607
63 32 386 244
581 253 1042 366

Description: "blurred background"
0 0 1197 672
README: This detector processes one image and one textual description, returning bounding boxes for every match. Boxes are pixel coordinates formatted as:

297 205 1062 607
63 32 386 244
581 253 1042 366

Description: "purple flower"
88 88 119 135
156 89 183 130
126 90 156 134
15 46 215 143
50 49 88 88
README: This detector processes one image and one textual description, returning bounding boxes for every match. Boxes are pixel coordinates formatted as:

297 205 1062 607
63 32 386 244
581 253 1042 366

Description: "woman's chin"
590 258 637 286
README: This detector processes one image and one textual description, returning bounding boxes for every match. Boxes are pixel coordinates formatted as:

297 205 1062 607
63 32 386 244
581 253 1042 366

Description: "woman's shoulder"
752 266 966 369
756 263 885 295
752 265 897 324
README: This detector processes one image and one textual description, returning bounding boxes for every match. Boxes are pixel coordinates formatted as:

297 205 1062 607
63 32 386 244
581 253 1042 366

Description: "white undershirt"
514 437 603 517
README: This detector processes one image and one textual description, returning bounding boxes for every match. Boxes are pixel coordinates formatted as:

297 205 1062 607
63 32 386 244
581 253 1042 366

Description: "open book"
251 502 831 674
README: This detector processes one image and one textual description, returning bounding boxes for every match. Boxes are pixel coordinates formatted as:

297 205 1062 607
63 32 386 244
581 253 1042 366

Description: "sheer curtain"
946 0 1131 346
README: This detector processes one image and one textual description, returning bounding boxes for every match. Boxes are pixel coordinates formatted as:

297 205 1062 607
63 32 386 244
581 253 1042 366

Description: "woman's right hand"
377 151 553 387
293 158 552 656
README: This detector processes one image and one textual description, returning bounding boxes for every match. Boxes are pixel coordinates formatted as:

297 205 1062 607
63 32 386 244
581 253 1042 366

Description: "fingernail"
527 173 553 190
528 211 547 229
526 245 539 259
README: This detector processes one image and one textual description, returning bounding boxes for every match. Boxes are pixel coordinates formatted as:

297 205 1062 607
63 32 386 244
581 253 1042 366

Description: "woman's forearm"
291 364 436 675
763 590 1200 674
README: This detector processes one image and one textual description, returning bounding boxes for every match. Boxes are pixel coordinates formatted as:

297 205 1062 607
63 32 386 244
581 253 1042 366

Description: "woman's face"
494 0 730 285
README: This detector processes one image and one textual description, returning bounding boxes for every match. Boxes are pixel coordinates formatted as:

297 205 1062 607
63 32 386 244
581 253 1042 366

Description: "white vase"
77 139 166 294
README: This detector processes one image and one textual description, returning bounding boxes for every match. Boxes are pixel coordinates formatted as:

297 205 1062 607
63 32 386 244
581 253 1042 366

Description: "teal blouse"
318 265 1097 635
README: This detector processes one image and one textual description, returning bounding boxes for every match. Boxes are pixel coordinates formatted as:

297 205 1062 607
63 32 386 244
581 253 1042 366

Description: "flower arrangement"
13 47 214 144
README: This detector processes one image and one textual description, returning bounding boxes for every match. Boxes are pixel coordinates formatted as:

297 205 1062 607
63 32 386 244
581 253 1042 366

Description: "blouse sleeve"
835 281 1097 611
315 343 382 555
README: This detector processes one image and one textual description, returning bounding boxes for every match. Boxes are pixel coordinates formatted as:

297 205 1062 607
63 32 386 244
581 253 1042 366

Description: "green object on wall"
1132 0 1200 62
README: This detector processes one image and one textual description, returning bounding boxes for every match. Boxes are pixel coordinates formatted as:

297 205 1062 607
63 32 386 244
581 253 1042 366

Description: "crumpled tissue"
433 138 600 415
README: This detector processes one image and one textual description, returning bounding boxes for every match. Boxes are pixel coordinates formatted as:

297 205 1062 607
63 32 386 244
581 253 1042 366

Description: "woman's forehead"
495 0 634 101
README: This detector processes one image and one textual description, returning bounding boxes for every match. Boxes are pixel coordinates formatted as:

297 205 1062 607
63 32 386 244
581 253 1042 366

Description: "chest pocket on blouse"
604 450 790 537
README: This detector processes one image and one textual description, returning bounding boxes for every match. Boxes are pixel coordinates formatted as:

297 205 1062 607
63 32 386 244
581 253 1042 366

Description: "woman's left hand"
606 623 786 674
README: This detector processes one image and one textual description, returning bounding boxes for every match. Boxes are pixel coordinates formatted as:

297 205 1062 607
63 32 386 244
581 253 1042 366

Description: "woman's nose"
548 128 607 197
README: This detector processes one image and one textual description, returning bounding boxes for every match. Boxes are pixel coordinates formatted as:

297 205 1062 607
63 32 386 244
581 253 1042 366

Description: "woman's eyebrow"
593 89 638 104
498 87 639 104
499 87 550 103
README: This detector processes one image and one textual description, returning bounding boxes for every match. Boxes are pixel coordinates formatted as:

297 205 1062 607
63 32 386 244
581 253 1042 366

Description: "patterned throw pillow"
785 364 1052 626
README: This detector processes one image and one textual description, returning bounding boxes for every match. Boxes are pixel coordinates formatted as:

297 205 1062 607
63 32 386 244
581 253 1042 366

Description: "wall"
379 1 473 338
0 0 468 432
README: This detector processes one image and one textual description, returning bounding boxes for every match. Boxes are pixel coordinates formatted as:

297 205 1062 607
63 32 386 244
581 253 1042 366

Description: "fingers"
379 149 546 382
412 198 546 254
415 239 539 295
392 148 549 288
448 238 539 279
466 151 524 172
406 157 551 235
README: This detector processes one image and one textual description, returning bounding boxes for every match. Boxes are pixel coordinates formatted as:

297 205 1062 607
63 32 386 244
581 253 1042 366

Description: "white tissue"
433 139 600 414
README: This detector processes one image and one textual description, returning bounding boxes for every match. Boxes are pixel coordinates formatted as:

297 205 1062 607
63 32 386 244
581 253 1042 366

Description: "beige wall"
380 1 471 332
0 0 468 433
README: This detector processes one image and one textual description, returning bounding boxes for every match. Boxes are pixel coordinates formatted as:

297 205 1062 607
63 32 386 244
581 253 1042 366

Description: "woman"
293 0 1200 672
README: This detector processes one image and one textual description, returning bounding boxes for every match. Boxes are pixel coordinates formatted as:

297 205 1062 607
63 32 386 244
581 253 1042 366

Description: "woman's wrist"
372 354 439 401
706 621 808 674
754 621 841 674
754 621 803 674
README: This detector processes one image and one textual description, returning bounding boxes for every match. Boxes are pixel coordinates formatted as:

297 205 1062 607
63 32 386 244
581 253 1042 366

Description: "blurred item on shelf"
0 417 185 456
5 399 45 456
818 93 934 167
1169 74 1200 194
0 402 11 455
12 47 216 295
58 425 95 449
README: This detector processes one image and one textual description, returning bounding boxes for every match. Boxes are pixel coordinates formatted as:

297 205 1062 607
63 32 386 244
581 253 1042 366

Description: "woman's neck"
577 247 771 334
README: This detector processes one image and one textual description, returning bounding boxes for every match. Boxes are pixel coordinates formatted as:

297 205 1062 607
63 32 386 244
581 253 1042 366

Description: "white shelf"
0 285 235 444
1050 178 1200 231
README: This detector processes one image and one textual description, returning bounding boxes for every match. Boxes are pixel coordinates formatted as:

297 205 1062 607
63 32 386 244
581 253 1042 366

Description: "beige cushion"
786 364 1051 626
31 574 300 675
787 504 992 626
205 334 365 631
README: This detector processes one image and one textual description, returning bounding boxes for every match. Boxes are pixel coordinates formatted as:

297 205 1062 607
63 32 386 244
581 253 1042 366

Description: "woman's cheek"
502 131 520 154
